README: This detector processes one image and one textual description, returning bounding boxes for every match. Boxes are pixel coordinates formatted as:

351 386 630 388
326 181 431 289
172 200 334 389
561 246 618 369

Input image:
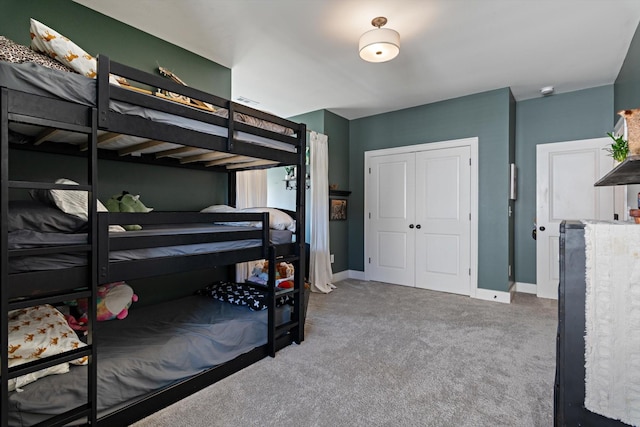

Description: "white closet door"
366 153 416 286
414 146 471 295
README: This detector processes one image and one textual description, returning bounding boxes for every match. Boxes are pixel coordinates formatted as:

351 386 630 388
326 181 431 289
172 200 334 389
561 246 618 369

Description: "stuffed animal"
105 191 153 231
250 260 294 288
77 282 139 322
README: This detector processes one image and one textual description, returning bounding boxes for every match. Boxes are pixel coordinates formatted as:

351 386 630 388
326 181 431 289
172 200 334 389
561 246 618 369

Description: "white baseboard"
348 270 366 280
331 270 350 283
340 272 512 304
474 287 512 304
514 282 537 294
330 270 365 282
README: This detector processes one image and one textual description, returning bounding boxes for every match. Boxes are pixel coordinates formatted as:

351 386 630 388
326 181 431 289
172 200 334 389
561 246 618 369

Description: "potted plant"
606 132 629 163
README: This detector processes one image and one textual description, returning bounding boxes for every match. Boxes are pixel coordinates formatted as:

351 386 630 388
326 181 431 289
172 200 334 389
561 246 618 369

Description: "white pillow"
31 178 126 232
29 18 120 85
201 205 296 231
7 304 88 391
200 204 238 213
8 305 88 371
240 207 296 232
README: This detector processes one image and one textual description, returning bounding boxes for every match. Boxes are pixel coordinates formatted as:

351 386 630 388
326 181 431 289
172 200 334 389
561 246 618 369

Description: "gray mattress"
0 61 295 151
8 225 293 273
7 294 289 426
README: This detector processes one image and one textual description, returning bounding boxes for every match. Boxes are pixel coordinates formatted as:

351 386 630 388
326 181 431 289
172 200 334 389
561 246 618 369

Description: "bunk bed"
1 53 307 426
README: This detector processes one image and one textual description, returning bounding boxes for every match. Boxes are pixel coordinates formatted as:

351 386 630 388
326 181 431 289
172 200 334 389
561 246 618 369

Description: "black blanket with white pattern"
197 282 293 311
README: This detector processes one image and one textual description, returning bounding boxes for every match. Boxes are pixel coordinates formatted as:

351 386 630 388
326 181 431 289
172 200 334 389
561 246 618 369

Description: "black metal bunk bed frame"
1 55 307 426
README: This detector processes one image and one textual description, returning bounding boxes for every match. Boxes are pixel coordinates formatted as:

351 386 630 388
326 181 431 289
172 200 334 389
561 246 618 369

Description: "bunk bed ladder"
266 245 303 357
1 86 10 427
266 246 306 357
1 87 99 426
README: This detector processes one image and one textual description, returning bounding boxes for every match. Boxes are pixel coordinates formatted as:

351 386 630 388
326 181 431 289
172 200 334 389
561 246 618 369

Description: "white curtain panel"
309 131 336 293
235 169 267 282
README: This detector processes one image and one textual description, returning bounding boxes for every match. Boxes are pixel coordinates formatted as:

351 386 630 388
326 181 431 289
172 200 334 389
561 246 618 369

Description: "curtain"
235 169 267 282
309 131 336 293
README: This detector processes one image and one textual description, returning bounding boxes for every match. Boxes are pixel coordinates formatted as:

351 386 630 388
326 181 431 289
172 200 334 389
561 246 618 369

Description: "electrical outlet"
330 254 334 264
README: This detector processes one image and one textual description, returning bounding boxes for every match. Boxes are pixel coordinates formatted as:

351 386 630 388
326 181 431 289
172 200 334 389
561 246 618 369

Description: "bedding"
197 281 293 311
200 205 296 231
9 200 87 233
30 178 102 221
7 305 88 392
30 179 127 232
0 35 73 73
7 224 293 273
7 295 290 426
29 18 98 79
0 60 297 153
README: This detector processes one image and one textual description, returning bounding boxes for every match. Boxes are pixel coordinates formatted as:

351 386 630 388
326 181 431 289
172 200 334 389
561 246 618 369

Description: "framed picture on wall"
329 198 347 221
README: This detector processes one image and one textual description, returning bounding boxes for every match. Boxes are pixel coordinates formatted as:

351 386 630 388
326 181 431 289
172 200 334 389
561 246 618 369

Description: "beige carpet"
132 279 557 427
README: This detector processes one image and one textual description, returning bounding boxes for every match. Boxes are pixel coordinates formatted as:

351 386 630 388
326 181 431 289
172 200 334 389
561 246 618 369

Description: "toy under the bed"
246 260 294 288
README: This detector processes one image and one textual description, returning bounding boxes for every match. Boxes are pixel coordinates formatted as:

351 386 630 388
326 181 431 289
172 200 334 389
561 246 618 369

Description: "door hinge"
368 257 371 264
469 213 471 221
469 158 471 166
369 167 371 174
469 268 471 276
368 212 371 219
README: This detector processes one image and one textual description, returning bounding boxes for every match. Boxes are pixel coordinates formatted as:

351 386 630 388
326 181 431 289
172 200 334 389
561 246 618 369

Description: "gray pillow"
9 200 87 233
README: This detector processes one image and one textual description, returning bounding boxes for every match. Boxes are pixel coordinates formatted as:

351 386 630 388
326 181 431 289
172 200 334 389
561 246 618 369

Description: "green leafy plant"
606 132 629 162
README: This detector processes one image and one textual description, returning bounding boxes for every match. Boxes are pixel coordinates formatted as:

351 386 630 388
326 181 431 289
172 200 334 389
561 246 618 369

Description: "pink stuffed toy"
77 282 139 321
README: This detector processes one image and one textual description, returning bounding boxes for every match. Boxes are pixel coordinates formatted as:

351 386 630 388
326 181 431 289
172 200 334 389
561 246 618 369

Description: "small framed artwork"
330 198 347 221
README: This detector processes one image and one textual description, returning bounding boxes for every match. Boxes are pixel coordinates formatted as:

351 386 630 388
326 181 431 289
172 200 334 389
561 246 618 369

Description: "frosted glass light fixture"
359 17 400 63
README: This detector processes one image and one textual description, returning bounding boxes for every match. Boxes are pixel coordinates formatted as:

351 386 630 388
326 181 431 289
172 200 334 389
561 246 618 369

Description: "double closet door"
365 145 471 295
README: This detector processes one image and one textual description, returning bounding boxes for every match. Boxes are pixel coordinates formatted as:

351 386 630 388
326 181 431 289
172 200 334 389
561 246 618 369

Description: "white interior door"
536 138 614 299
366 153 415 286
415 146 471 295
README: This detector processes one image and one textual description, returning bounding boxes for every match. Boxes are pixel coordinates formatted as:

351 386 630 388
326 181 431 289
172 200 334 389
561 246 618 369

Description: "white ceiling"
76 0 640 120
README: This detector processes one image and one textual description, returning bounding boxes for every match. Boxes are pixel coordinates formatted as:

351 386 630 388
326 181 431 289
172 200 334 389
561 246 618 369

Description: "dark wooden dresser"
555 220 629 426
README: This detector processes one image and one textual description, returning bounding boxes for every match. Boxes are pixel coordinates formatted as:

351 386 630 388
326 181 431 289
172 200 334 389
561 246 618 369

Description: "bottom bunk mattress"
7 294 289 426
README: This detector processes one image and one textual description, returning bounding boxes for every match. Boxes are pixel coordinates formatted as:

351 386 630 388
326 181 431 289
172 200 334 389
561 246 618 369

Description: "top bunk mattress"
0 61 297 153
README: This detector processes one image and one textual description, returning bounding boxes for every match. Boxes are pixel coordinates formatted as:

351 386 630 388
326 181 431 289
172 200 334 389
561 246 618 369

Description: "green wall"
8 151 226 210
349 88 513 292
514 86 614 285
615 21 640 113
288 110 351 275
324 111 350 274
1 0 230 97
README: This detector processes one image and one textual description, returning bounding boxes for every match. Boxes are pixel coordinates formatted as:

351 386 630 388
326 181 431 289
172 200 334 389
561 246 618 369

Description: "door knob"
416 224 421 229
409 224 414 229
539 226 545 231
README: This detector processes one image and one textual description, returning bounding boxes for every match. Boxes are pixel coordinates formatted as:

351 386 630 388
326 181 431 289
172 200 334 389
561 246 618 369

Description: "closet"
364 139 476 295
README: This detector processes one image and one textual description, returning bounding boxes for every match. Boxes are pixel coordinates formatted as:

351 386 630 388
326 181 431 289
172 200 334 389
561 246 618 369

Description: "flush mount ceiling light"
359 16 400 63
